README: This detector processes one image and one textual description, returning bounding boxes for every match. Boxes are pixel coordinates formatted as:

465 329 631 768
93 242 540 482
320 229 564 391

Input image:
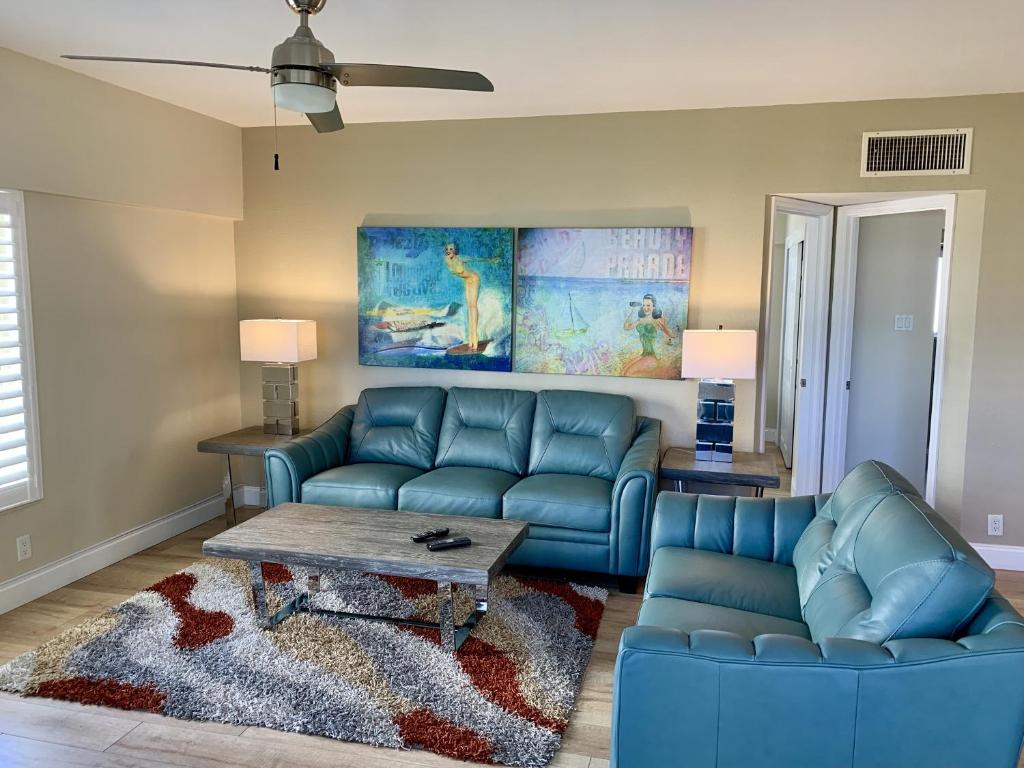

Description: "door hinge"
800 378 807 388
845 380 851 391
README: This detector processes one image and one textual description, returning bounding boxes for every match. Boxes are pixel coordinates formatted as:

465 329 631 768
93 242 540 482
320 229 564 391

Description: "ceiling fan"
62 0 494 134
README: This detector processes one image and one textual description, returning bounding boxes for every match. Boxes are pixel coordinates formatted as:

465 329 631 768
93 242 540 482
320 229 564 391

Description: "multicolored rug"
0 559 607 767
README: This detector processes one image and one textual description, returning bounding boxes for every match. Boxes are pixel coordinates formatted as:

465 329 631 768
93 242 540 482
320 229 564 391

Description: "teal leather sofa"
265 385 661 584
612 460 1024 767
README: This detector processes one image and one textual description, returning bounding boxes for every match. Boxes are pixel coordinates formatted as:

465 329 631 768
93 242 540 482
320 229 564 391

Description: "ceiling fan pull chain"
273 94 281 171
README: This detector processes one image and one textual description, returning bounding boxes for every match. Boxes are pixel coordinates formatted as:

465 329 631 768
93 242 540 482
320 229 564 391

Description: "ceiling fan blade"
307 104 344 133
323 63 493 92
62 55 270 74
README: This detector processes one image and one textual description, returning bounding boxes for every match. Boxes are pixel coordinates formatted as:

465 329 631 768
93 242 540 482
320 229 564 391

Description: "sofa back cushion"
793 460 993 644
434 387 536 475
348 386 445 471
527 390 636 481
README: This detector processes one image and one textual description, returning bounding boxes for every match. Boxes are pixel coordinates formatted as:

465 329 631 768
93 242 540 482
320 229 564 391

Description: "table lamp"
681 329 757 462
240 319 317 435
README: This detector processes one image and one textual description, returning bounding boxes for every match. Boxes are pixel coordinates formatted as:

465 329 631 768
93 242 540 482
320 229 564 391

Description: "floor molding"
233 484 264 508
0 493 224 616
971 543 1024 572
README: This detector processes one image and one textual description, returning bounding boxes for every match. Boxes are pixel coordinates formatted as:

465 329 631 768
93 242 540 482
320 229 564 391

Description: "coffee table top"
202 503 528 586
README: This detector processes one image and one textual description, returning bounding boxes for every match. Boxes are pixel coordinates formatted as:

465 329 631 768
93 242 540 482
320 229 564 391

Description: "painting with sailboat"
357 227 514 371
514 227 692 379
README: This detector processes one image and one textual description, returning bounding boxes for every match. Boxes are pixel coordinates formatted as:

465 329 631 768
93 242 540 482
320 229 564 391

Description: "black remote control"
427 536 472 551
411 527 449 543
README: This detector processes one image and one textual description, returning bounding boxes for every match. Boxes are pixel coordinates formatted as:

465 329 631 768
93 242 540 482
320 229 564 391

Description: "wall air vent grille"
861 129 972 177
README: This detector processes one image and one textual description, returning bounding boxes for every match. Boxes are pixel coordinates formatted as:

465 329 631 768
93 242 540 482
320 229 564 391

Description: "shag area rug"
0 558 607 767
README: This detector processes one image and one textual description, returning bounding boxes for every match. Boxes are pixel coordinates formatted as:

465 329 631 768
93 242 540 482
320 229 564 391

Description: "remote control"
411 527 450 543
427 536 472 551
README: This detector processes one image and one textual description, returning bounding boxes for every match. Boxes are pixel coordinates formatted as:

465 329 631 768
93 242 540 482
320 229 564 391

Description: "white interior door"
777 239 804 468
823 195 956 504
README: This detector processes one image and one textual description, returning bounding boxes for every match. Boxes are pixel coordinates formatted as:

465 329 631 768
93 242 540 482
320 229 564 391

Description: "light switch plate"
894 314 914 331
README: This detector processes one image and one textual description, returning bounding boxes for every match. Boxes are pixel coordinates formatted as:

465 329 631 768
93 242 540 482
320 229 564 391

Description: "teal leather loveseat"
612 460 1024 767
265 385 661 585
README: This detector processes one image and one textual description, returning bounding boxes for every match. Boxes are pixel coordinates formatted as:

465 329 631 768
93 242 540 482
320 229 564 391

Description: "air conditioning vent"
861 129 972 177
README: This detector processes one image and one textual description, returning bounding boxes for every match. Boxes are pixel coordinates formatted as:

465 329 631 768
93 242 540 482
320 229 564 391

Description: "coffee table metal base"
248 562 488 653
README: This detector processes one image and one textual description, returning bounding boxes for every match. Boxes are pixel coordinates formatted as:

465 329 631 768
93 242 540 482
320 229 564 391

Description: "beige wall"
235 93 1024 544
0 50 242 583
0 48 241 219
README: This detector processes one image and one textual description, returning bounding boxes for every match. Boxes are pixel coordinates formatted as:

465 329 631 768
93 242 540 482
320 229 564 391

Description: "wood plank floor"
3 478 1024 767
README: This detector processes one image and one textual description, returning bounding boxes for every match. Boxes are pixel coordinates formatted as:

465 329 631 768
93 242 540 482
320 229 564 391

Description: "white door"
823 195 956 503
777 240 804 468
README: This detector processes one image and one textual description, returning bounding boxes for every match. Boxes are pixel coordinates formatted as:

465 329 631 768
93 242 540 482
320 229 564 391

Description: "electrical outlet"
988 514 1004 537
16 534 31 562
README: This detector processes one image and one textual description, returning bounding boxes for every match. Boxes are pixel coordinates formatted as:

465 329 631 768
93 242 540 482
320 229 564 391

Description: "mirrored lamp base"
695 378 735 463
262 364 301 435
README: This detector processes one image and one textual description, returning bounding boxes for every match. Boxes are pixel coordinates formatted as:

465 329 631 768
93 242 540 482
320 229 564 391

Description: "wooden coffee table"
202 502 528 653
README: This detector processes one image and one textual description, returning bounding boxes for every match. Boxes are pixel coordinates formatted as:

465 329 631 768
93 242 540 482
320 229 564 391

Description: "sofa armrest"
264 405 355 506
611 416 662 577
648 489 829 566
612 621 1024 768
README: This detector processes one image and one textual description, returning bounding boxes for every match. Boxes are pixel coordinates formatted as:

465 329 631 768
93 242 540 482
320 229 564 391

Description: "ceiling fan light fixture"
273 81 336 114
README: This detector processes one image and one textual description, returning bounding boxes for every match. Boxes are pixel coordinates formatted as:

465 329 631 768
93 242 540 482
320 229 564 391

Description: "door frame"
822 193 956 505
757 196 834 496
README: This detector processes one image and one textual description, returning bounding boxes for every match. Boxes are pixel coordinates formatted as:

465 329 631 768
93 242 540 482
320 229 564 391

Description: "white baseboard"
233 484 264 508
970 543 1024 572
0 493 224 616
764 428 778 444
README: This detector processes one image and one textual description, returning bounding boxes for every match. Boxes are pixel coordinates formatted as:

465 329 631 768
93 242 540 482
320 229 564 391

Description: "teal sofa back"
528 390 636 481
793 460 994 643
434 387 536 475
347 386 445 470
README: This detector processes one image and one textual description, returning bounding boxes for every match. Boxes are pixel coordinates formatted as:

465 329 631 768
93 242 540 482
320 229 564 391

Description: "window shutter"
0 190 42 510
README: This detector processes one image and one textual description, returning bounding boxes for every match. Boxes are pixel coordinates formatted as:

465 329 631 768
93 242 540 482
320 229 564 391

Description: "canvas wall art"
514 227 692 379
357 227 514 371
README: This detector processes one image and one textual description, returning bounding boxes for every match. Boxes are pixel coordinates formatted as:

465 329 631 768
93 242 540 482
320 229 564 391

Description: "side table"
660 447 781 498
197 425 309 527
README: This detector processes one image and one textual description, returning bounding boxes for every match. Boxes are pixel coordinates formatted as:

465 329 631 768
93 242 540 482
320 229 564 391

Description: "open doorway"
758 197 834 496
766 218 808 469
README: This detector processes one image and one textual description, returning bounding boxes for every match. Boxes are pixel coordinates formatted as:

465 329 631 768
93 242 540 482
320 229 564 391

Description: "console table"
660 446 782 498
197 425 309 527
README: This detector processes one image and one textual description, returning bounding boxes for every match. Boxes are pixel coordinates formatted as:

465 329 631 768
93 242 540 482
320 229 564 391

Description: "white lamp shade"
681 330 757 380
272 82 336 114
240 319 318 363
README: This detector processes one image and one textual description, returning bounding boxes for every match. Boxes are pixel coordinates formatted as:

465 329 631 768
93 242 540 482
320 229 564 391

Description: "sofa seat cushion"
646 547 803 622
398 466 519 518
503 474 612 532
301 463 423 510
638 596 811 641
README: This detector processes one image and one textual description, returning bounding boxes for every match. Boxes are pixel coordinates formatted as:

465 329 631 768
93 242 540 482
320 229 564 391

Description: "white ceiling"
3 0 1023 128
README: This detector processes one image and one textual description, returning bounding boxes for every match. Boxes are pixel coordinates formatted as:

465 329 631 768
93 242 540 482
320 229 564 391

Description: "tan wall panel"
0 194 240 582
0 48 241 219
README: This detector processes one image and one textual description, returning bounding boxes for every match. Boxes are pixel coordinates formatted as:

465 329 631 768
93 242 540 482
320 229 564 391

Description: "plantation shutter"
0 190 42 510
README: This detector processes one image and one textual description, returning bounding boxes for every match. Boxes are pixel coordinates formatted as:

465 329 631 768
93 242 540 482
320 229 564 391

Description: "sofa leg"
617 576 640 594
